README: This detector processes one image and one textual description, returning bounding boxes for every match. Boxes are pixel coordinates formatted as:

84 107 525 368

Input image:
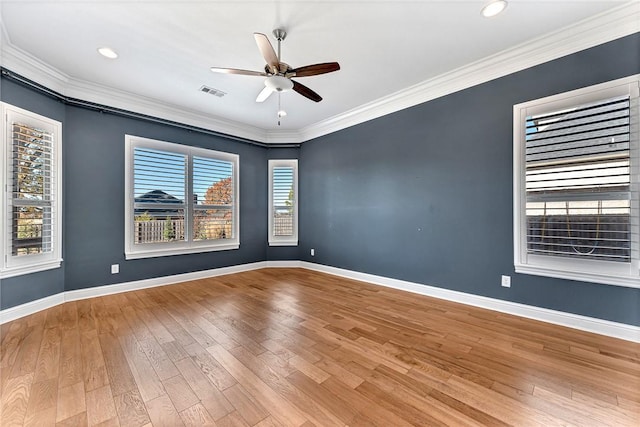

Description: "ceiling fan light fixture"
97 46 118 59
481 0 508 18
265 75 293 92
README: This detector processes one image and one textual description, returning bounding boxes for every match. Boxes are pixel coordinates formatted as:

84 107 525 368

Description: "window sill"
0 259 63 279
515 263 640 289
269 240 298 247
125 243 239 260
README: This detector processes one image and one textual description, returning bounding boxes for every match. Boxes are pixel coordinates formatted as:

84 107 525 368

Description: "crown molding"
1 2 638 145
1 34 71 95
263 129 305 145
64 78 269 143
0 25 269 143
295 1 640 142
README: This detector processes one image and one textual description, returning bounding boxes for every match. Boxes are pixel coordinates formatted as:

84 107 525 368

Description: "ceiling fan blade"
256 86 273 103
210 67 266 77
290 62 340 78
292 80 322 102
254 33 279 72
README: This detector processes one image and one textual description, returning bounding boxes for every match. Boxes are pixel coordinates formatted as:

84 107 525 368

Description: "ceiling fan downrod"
273 29 286 62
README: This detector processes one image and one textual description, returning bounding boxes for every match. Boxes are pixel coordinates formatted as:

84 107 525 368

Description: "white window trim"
125 135 239 260
268 159 298 246
1 103 63 278
513 75 640 289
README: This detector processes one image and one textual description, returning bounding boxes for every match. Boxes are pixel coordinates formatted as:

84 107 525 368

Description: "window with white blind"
1 103 62 278
513 75 640 288
268 159 298 246
125 135 239 259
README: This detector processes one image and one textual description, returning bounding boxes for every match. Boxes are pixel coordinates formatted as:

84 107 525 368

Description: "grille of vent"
200 85 226 97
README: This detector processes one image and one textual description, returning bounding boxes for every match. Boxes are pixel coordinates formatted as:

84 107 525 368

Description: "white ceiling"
0 1 637 143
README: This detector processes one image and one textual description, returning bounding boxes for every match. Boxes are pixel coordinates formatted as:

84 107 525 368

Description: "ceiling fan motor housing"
264 62 291 75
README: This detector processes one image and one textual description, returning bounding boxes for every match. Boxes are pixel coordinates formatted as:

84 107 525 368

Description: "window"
513 75 640 287
1 103 62 278
269 159 298 246
125 135 239 259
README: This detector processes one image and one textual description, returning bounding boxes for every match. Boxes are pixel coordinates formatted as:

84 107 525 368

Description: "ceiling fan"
210 29 340 103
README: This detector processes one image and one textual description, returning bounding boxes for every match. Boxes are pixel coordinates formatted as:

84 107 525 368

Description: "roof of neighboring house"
135 190 183 218
135 189 183 204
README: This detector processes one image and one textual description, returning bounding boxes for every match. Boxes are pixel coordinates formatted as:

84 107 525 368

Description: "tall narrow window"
1 103 62 278
514 76 639 287
125 136 239 259
269 159 298 246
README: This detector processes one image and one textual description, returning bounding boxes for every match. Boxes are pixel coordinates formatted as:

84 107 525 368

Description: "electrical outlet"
501 275 511 288
111 264 119 274
310 248 315 256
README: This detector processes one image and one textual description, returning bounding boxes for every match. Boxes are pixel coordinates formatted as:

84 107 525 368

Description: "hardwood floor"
1 268 638 426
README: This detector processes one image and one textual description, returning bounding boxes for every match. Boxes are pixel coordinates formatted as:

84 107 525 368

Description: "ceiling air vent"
200 85 226 98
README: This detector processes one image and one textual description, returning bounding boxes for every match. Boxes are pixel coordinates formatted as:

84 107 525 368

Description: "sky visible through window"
273 167 294 208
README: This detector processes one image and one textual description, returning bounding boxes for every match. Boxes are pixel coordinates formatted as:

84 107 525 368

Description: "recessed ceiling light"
481 0 508 18
97 47 118 59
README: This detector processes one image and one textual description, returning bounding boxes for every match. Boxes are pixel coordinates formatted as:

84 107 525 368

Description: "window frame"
268 159 298 246
1 102 63 278
125 135 239 260
513 75 640 288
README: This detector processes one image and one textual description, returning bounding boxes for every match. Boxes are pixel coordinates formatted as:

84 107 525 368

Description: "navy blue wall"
63 106 268 291
299 33 640 326
0 78 272 307
2 34 639 327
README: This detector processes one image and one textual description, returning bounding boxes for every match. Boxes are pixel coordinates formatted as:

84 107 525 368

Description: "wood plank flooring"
1 268 638 426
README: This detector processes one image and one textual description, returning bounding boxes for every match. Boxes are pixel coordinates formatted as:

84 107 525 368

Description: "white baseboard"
0 262 268 324
0 292 65 325
265 260 304 268
64 261 268 302
2 260 638 343
298 262 640 343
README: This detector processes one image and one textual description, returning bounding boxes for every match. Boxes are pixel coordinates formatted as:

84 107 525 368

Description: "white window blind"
525 95 631 262
11 122 54 255
125 135 239 259
513 75 640 288
133 147 186 244
269 159 298 246
2 103 62 278
193 156 234 241
273 166 294 236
